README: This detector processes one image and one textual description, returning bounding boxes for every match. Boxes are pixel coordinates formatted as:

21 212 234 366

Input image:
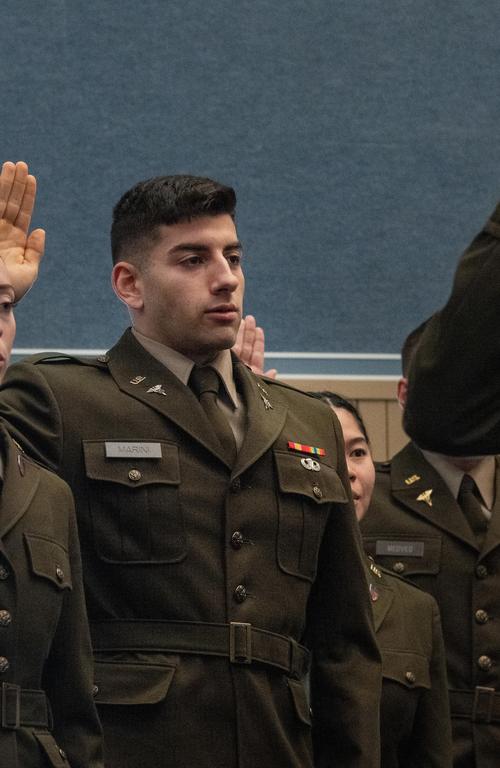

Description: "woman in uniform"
0 160 103 767
312 391 453 768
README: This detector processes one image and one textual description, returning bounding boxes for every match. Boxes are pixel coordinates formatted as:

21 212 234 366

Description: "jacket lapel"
0 426 40 539
390 442 477 550
106 330 231 466
232 361 287 477
364 560 395 632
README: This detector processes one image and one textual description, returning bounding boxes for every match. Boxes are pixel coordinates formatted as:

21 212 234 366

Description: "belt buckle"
472 686 495 723
1 683 21 730
229 622 252 664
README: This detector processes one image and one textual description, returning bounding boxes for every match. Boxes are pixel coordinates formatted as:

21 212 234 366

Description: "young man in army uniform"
362 204 500 768
0 162 381 768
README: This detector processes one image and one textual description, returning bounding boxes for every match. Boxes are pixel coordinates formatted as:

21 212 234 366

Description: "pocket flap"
362 535 441 577
274 451 348 504
381 650 431 690
83 440 180 487
24 534 72 590
93 660 176 705
288 678 312 726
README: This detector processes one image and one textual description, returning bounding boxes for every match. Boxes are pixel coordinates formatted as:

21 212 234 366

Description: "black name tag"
376 540 424 557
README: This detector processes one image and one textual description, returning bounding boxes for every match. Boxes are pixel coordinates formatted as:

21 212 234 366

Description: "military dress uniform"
0 329 381 768
365 557 452 768
404 201 500 456
361 441 500 768
0 423 102 768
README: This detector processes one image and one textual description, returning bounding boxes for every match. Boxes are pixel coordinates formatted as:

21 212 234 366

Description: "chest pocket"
274 451 348 581
381 649 431 690
83 440 186 564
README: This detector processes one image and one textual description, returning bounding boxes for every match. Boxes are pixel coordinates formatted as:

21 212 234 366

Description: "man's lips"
205 304 239 319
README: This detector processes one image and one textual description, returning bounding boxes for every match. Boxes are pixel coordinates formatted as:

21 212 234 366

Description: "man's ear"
397 376 408 410
112 261 144 310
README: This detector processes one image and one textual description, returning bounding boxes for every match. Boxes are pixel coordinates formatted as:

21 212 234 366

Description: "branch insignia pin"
257 382 273 410
147 384 167 396
416 489 433 507
130 375 146 385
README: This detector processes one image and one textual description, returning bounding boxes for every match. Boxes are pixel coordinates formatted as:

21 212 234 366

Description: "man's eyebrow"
170 241 242 254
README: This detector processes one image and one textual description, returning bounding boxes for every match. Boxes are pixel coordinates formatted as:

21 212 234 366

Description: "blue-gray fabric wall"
3 0 499 375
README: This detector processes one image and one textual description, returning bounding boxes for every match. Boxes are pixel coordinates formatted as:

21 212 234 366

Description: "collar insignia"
130 375 146 385
147 384 167 396
405 474 421 485
416 489 433 507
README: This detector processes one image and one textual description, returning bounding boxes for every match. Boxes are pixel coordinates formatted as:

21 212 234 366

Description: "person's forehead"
155 214 239 248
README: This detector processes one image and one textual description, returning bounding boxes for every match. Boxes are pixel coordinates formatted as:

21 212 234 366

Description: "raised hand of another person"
0 161 45 300
233 314 277 378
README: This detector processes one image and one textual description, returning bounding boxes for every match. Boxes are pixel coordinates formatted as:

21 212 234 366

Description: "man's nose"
211 256 239 291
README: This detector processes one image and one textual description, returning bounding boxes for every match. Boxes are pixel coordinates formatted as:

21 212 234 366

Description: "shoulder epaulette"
22 352 109 368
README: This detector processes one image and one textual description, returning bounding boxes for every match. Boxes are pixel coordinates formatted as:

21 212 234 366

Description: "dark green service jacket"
366 557 452 768
362 441 500 768
0 329 381 768
0 425 102 768
404 201 500 456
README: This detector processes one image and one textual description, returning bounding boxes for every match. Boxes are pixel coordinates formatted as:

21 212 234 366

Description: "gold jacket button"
478 655 492 671
312 485 323 499
393 562 405 574
0 610 12 626
128 469 142 482
0 565 9 581
0 657 10 673
405 671 416 684
92 684 99 697
475 609 489 624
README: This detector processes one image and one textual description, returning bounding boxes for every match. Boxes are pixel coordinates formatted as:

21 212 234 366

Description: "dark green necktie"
189 365 237 465
458 474 488 547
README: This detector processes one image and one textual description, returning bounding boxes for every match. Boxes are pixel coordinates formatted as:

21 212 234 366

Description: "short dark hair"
308 390 370 443
400 317 431 377
111 174 237 264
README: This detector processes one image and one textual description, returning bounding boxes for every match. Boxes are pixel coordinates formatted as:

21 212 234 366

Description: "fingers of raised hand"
0 162 32 229
25 228 46 263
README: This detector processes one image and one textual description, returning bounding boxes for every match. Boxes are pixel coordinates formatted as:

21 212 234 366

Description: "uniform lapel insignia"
369 583 379 602
130 375 147 385
416 489 433 507
257 382 273 410
147 384 167 396
405 474 421 485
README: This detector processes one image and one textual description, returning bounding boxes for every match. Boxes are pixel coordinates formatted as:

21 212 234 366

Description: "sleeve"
0 360 63 471
406 599 453 768
42 483 104 768
308 412 382 768
404 202 500 455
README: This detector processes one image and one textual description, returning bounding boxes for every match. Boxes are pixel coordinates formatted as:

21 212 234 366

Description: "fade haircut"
400 317 431 377
111 174 237 264
308 390 370 443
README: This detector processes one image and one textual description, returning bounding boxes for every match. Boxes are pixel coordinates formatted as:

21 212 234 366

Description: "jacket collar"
389 442 478 549
105 330 287 474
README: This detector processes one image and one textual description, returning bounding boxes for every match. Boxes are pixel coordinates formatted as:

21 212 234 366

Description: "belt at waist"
450 687 500 724
0 683 51 730
90 619 310 679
